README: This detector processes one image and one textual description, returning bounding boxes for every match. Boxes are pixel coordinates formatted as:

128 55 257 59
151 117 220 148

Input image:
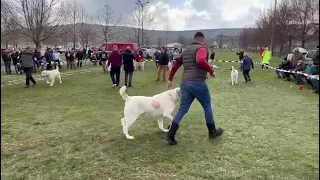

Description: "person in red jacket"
107 45 122 87
135 52 142 62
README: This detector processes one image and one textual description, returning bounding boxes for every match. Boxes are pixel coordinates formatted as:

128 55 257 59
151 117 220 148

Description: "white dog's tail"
119 86 130 101
231 66 234 71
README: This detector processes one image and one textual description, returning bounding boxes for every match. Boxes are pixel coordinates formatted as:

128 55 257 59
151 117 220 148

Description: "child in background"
209 50 215 67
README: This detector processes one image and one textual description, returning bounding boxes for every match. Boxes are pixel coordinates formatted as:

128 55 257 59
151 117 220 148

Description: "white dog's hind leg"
123 114 138 140
57 73 62 83
50 78 55 86
157 117 169 132
121 118 125 127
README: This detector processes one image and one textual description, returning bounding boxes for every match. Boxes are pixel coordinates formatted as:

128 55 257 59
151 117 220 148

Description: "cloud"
78 0 272 30
147 0 270 30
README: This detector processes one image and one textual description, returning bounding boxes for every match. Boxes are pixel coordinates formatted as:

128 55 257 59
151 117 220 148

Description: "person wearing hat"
20 47 36 88
122 46 135 87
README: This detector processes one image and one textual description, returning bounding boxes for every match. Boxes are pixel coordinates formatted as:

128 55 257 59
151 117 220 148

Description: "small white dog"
41 66 62 86
168 61 173 71
119 86 180 140
231 66 239 86
134 61 145 70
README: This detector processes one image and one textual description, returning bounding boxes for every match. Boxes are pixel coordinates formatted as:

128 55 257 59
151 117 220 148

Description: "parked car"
305 49 318 64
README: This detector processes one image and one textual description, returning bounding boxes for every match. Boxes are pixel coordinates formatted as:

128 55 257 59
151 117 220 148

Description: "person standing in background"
11 50 20 74
44 48 53 70
100 50 108 72
209 50 215 67
53 49 61 69
261 47 271 69
76 50 84 68
2 49 12 75
20 47 36 88
236 49 244 70
107 45 122 87
156 47 169 81
122 46 135 87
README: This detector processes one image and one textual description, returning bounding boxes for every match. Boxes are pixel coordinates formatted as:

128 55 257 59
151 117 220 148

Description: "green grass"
1 52 319 180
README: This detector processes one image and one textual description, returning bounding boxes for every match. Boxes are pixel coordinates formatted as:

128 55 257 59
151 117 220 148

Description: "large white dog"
134 61 145 71
119 86 180 140
41 67 62 86
231 66 239 86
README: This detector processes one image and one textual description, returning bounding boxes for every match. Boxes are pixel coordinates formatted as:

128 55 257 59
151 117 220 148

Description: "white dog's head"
168 87 181 103
41 70 48 77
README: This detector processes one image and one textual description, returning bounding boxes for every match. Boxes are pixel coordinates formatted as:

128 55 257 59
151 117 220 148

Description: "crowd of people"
275 46 319 93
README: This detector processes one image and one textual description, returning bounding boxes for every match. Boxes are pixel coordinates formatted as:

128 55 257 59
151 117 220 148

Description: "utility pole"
270 0 277 56
136 0 149 47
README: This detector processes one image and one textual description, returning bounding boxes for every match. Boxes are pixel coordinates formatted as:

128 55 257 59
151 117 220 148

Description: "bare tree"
177 36 187 47
216 33 225 50
290 0 319 47
78 17 95 49
6 0 66 50
63 0 87 49
157 37 163 48
126 6 154 46
164 22 171 48
95 4 122 44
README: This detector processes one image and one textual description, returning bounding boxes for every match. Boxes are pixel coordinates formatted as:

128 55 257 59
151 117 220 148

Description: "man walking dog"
167 32 224 145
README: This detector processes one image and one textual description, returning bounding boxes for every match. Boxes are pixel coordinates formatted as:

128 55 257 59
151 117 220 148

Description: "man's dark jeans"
110 66 121 86
173 81 215 125
4 62 11 74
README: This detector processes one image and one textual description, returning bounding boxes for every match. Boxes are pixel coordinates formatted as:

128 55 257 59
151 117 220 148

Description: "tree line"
237 0 319 56
1 0 154 50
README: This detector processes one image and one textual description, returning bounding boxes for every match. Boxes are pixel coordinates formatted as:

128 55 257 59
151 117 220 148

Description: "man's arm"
196 47 214 74
168 55 183 81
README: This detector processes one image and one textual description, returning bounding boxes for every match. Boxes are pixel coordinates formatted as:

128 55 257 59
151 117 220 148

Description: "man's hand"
209 71 215 77
167 80 172 88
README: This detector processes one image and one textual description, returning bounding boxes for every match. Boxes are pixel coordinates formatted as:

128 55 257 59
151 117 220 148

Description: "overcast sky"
77 0 275 30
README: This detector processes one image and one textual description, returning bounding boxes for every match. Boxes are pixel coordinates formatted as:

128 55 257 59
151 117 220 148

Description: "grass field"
1 52 319 180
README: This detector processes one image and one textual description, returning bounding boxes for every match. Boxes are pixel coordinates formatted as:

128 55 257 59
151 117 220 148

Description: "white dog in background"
231 66 239 86
41 66 62 86
134 61 145 70
168 61 173 71
119 86 180 140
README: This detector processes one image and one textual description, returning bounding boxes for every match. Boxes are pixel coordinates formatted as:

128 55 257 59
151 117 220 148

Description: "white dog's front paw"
162 129 169 132
126 136 134 140
50 84 53 87
60 81 62 83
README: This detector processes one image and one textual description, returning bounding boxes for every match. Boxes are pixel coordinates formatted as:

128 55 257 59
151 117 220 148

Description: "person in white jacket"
53 50 61 69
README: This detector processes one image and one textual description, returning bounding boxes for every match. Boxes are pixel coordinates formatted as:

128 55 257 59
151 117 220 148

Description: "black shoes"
206 123 224 139
166 122 179 145
166 122 224 145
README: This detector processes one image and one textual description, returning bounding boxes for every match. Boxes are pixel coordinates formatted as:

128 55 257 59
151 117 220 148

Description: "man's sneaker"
112 84 117 87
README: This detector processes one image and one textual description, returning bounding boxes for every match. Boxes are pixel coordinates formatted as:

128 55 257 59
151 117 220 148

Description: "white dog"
231 66 239 86
168 61 173 71
41 66 62 86
134 61 145 70
119 86 180 140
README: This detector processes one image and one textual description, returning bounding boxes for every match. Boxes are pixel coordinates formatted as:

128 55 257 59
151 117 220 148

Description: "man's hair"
194 32 205 40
